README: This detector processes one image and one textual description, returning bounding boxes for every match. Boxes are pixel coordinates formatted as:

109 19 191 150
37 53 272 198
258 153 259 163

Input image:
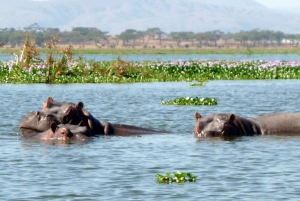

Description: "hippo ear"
78 120 86 127
195 112 202 121
42 96 54 111
65 106 74 115
229 114 235 122
46 96 54 103
75 102 84 110
50 122 57 133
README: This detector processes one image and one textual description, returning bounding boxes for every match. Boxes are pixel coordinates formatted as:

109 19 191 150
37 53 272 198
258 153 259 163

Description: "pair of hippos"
19 97 161 142
19 96 300 142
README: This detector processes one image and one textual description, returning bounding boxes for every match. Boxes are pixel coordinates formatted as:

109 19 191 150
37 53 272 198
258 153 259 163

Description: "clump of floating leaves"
189 81 206 86
161 97 218 105
156 172 197 184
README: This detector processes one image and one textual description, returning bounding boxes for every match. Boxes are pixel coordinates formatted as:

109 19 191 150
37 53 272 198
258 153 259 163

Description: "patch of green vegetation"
156 172 197 184
2 35 300 84
189 81 206 86
2 58 300 84
161 97 218 105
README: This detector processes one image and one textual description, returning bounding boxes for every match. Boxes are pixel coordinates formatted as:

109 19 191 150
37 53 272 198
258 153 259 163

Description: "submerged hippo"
42 96 106 134
23 122 91 142
20 110 161 136
20 97 162 136
194 112 300 138
20 96 113 135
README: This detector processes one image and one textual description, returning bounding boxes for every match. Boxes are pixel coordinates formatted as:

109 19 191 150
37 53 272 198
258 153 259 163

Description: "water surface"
1 80 300 200
1 53 300 62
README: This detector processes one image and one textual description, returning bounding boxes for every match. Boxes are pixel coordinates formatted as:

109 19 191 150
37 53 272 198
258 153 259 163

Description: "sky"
28 0 299 9
27 0 300 10
255 0 300 9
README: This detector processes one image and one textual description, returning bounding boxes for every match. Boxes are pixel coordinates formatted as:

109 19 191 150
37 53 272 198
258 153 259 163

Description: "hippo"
23 122 91 143
42 96 106 134
41 96 162 136
108 123 162 136
194 112 300 138
20 110 161 136
20 96 114 135
20 111 58 134
19 109 113 136
20 97 162 136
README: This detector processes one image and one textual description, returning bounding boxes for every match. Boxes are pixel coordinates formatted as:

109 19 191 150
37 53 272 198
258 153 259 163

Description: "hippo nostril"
67 133 73 138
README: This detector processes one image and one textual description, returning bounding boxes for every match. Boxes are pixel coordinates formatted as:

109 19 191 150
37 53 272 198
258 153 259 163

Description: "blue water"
1 53 300 62
1 80 300 200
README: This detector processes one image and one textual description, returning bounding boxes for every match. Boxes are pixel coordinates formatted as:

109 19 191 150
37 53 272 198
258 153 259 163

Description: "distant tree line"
1 23 300 48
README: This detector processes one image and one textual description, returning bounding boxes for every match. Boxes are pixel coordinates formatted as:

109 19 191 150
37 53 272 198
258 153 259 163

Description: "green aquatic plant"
161 97 218 105
156 172 197 184
2 55 300 84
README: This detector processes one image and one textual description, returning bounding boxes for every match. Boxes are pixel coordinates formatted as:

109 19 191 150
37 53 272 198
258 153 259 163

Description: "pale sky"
28 0 300 10
255 0 300 9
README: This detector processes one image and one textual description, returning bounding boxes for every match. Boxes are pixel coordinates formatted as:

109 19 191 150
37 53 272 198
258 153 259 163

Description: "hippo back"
251 113 300 135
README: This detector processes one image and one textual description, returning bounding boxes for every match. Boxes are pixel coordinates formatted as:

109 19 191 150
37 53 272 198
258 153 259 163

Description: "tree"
155 30 166 46
271 31 284 46
9 30 25 47
209 30 223 46
233 31 249 46
169 32 190 47
195 32 205 46
145 27 161 44
118 29 139 46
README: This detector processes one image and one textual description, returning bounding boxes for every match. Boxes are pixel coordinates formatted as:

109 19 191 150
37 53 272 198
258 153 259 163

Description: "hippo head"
19 102 88 135
42 122 74 141
194 112 239 138
42 96 87 125
19 111 56 134
42 121 92 142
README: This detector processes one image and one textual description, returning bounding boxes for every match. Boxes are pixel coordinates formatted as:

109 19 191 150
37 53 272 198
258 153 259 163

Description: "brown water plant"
43 36 75 83
109 55 138 78
12 33 39 68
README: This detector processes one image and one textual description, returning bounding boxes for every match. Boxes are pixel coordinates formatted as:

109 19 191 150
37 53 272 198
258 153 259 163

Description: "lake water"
1 53 300 62
1 80 300 200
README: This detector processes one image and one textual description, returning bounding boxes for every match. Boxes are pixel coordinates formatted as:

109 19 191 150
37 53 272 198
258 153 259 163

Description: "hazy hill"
1 0 299 34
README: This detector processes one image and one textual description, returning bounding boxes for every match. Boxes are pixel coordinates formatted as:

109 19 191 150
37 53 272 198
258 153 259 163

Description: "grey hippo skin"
42 96 163 136
194 112 300 139
23 122 91 143
20 97 112 135
42 96 107 135
20 97 162 136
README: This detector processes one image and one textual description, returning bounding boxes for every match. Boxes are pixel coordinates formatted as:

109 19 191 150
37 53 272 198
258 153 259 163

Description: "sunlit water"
1 80 300 200
1 53 300 62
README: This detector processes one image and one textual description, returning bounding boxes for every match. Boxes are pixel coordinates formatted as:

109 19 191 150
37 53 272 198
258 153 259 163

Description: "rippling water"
1 53 300 62
1 80 300 200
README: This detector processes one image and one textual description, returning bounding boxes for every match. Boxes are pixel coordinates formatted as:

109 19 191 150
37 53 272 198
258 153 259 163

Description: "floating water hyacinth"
2 58 300 84
189 81 206 86
161 97 218 105
156 172 197 184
